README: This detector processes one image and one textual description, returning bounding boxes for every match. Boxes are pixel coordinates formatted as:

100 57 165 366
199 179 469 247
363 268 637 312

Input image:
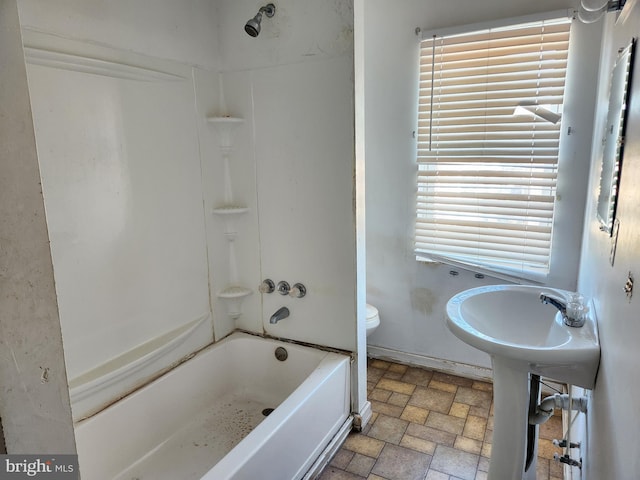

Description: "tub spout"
270 306 290 324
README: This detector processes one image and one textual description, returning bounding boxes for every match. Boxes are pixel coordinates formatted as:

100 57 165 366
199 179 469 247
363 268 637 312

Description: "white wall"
0 0 75 453
17 0 220 69
217 0 357 352
25 34 213 384
16 0 221 420
14 0 361 423
361 0 599 374
16 1 231 422
577 9 640 478
19 0 358 357
217 0 353 72
214 0 362 414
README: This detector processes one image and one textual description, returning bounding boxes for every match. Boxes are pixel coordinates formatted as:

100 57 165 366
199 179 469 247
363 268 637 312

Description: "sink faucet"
270 306 290 324
539 294 585 327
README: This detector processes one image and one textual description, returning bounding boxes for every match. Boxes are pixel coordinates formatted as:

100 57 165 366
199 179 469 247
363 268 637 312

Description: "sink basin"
446 284 600 389
446 285 600 479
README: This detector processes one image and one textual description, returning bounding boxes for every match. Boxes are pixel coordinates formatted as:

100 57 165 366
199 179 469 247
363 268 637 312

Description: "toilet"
366 304 381 337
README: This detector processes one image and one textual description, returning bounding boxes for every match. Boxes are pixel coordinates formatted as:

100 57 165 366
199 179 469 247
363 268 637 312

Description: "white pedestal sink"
446 285 600 480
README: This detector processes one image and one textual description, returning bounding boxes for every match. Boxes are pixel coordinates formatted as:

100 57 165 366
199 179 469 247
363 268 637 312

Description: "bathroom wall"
15 0 361 421
361 0 600 376
205 0 362 415
577 8 640 478
0 0 76 453
216 0 357 352
17 0 220 68
16 0 223 420
25 32 214 385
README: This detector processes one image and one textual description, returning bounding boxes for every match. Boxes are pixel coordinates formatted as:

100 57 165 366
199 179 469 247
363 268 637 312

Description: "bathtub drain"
262 408 274 416
274 347 288 361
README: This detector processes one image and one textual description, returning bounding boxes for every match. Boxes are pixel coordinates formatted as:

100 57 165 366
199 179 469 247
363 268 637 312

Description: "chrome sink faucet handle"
540 293 586 328
566 293 588 328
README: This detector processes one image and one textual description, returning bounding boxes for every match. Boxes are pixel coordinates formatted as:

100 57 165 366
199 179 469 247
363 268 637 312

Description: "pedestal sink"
446 285 600 480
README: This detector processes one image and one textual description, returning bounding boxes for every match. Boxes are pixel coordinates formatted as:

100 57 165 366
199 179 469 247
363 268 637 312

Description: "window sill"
416 253 547 285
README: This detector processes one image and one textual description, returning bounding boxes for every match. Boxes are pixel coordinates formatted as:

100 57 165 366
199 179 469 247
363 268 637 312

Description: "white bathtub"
74 332 351 480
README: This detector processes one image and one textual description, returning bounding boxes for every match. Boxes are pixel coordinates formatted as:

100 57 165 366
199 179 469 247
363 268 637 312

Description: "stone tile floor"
318 358 565 480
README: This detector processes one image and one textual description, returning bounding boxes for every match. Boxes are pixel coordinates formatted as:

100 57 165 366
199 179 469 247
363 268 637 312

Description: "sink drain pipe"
528 393 588 425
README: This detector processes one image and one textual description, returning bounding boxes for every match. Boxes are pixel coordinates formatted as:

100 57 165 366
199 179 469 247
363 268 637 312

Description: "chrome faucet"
539 294 585 327
270 306 290 324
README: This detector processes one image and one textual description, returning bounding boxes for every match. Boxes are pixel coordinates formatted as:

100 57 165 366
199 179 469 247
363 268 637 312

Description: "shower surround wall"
14 0 361 433
19 4 221 419
213 0 364 416
216 0 356 351
25 32 216 419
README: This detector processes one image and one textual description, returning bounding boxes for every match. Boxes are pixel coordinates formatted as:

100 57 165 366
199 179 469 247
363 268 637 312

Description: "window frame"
414 10 580 285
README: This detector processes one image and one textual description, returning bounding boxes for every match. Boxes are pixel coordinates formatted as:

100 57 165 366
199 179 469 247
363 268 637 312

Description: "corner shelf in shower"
207 116 244 152
207 115 252 320
218 286 253 298
212 206 249 216
217 286 253 319
206 116 244 124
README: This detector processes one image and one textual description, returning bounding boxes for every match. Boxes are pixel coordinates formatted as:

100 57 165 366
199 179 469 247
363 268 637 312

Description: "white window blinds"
416 17 571 278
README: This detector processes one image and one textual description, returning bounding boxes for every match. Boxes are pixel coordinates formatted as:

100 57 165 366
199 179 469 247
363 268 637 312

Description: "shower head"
244 3 276 37
244 15 262 37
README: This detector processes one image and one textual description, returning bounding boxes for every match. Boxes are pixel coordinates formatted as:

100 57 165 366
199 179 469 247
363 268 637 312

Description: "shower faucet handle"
289 283 307 298
259 279 275 294
276 281 290 295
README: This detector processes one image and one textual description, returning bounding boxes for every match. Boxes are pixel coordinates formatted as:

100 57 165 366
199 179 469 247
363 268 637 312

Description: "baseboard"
358 400 373 429
367 345 493 382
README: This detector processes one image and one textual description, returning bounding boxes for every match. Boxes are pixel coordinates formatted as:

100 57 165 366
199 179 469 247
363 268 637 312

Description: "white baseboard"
367 345 493 382
367 345 568 393
359 400 373 428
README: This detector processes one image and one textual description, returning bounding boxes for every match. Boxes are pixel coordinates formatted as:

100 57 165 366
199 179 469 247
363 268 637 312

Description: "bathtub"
74 332 352 480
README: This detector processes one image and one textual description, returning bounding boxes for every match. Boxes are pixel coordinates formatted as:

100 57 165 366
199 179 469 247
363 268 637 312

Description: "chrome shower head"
244 14 262 37
244 3 275 37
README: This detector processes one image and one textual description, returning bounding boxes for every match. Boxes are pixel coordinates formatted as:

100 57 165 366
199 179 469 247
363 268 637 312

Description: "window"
415 15 572 280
